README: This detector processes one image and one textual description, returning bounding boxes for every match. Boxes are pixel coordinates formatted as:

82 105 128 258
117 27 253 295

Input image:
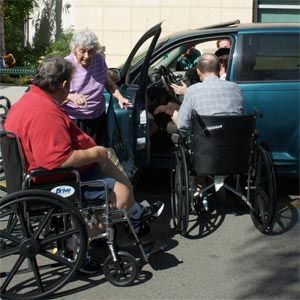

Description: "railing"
0 67 36 76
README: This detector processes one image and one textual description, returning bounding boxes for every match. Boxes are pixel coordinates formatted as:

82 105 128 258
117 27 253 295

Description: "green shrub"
17 75 34 85
0 74 15 84
45 31 73 57
0 74 33 85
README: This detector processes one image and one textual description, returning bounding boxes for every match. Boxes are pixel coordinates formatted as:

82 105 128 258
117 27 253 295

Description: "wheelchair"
0 95 11 192
0 127 159 299
170 110 276 236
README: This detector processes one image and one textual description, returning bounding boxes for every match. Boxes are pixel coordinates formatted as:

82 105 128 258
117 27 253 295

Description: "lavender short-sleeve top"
64 52 108 119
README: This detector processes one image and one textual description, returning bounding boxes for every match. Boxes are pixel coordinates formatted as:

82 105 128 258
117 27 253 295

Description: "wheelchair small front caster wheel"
103 251 138 286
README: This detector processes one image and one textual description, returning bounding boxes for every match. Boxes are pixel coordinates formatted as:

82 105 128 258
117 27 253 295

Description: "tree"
2 0 72 66
3 0 37 65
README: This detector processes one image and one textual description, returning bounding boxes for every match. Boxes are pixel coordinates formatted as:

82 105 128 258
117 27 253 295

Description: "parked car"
105 20 300 179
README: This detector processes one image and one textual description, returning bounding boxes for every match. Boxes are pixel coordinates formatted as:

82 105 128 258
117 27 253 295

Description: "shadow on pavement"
52 172 299 298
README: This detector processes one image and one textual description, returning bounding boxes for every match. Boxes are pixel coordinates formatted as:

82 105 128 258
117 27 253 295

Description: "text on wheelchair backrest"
51 186 75 198
206 124 223 131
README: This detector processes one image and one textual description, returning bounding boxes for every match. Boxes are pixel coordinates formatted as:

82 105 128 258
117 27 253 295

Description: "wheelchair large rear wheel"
103 251 138 287
0 189 87 300
170 150 183 231
170 146 190 235
179 146 191 236
250 146 276 233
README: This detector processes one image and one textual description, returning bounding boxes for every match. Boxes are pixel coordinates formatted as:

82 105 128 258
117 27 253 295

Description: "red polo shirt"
4 85 96 172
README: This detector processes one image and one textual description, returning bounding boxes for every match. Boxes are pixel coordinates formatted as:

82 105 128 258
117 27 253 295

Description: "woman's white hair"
70 30 100 51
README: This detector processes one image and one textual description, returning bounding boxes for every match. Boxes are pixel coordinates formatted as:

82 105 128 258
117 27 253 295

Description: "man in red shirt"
4 55 164 244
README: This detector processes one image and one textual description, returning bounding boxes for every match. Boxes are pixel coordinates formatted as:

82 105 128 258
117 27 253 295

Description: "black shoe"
128 202 164 239
141 201 165 223
78 258 101 275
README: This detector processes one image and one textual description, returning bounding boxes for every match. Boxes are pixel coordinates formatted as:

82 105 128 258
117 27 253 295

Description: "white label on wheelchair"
207 125 223 131
51 185 75 198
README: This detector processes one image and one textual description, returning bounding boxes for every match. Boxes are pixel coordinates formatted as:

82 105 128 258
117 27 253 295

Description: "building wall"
73 0 253 66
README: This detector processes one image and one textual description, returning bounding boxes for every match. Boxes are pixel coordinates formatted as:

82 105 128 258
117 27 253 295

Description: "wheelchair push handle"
0 95 12 111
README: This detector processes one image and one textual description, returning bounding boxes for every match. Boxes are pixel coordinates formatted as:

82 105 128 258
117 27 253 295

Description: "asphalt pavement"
0 84 299 299
0 83 28 104
36 170 300 300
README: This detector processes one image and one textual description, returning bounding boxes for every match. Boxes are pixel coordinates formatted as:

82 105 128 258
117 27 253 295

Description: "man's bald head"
197 53 220 75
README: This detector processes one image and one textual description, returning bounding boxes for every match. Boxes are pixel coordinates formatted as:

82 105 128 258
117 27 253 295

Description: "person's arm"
170 82 187 95
62 93 87 106
171 110 179 126
30 117 106 170
105 74 129 109
176 91 193 130
60 146 108 168
154 105 167 115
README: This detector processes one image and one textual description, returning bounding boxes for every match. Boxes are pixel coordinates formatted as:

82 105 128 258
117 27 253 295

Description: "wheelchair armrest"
81 179 108 189
28 167 78 177
80 179 110 208
25 167 81 191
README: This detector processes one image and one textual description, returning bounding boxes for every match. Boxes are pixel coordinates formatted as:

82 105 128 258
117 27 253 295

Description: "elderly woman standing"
63 30 129 146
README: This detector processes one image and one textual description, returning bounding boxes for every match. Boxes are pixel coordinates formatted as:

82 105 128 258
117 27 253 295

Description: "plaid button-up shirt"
177 75 244 130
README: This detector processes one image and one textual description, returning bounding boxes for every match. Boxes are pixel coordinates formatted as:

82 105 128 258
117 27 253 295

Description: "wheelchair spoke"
40 228 79 247
0 229 20 245
16 203 30 238
33 207 56 239
1 255 25 292
40 250 75 268
30 257 44 293
116 269 122 281
0 209 14 220
121 262 133 272
0 245 20 258
257 192 266 220
7 215 18 234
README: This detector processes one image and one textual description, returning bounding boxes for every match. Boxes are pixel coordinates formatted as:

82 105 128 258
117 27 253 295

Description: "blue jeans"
80 165 116 203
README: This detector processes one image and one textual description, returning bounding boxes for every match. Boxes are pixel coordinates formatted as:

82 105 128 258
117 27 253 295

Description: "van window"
233 33 300 82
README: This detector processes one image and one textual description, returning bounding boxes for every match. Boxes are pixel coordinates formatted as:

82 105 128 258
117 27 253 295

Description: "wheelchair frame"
0 129 155 299
170 112 277 236
0 96 11 192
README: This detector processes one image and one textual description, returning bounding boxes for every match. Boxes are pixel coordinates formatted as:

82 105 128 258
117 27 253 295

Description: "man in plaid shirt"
171 53 244 130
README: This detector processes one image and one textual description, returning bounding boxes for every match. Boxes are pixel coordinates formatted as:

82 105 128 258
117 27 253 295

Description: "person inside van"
177 46 201 71
216 38 231 49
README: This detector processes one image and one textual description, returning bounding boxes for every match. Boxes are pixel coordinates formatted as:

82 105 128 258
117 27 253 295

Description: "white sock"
127 201 143 220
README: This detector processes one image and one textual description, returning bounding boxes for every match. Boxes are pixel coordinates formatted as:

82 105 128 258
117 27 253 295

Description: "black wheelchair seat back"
190 111 256 175
0 131 25 194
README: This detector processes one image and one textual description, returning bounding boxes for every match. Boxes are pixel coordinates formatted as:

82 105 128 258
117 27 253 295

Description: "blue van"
106 21 299 179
